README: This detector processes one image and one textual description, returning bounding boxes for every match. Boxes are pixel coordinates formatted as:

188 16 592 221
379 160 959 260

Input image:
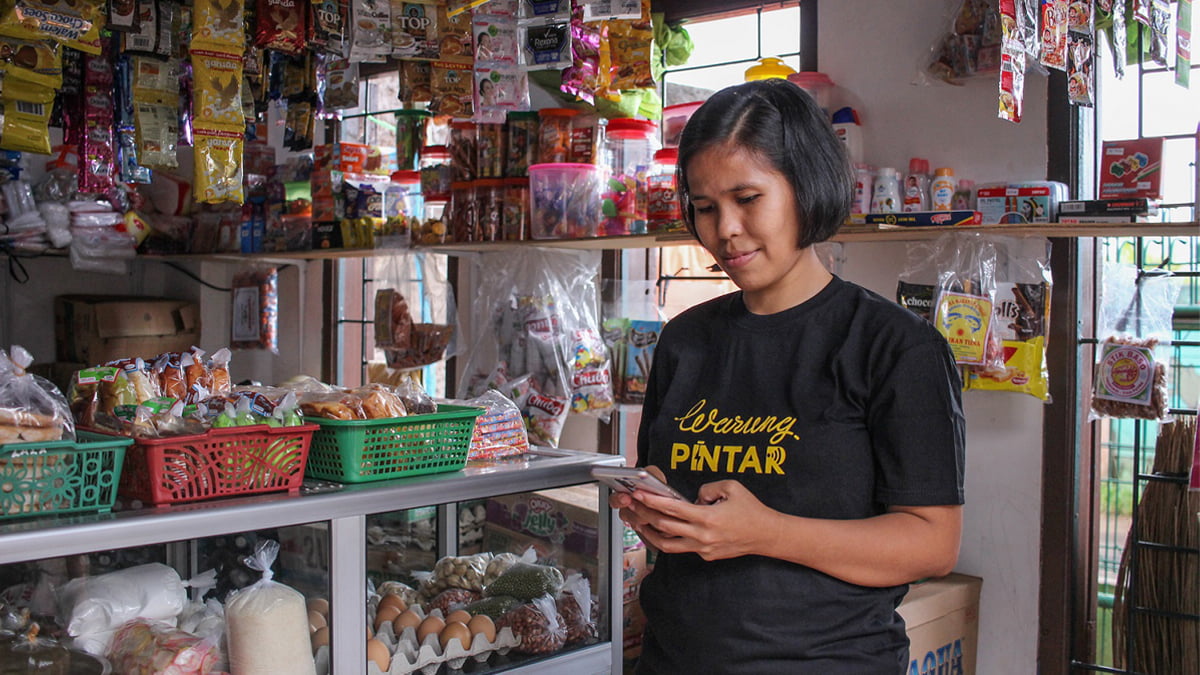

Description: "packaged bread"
350 383 407 418
0 345 74 444
224 540 317 675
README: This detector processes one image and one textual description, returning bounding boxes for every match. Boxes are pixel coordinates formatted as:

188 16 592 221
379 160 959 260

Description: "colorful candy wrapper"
965 281 1052 401
0 36 61 88
1067 31 1094 107
567 327 613 418
0 0 105 54
191 48 244 126
193 124 245 204
561 19 606 104
622 319 662 404
1039 0 1068 70
255 0 306 55
191 0 244 51
473 13 518 65
519 21 571 70
430 60 474 117
999 0 1026 123
1177 0 1192 88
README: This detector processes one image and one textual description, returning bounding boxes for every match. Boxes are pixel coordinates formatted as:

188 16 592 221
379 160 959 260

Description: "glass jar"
600 118 658 236
394 109 432 171
505 110 539 177
447 181 477 242
475 178 505 241
414 200 448 246
537 108 577 164
477 122 506 179
502 177 529 241
647 148 683 233
419 146 453 201
381 170 422 247
449 120 478 181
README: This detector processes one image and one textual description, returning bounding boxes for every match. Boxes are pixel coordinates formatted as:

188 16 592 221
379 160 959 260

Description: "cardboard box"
1100 138 1163 199
54 295 201 364
898 573 982 675
485 484 602 558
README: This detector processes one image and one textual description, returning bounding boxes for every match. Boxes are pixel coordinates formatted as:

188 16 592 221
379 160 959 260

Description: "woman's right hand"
609 466 673 548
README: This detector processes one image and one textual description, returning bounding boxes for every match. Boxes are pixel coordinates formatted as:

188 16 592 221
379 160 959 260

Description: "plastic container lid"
606 118 657 140
391 170 421 183
538 108 579 118
663 101 704 117
934 167 955 177
503 177 530 186
507 110 540 121
529 162 600 172
450 181 474 190
877 167 900 177
450 120 476 129
654 148 678 163
786 71 835 89
421 145 451 159
745 57 797 81
396 109 433 118
908 157 930 174
475 178 505 188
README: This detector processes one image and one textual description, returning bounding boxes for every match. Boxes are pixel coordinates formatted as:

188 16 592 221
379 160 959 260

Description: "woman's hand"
616 472 783 561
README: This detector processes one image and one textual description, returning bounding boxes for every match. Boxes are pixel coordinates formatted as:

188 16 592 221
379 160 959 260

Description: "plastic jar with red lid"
601 118 658 235
537 108 578 164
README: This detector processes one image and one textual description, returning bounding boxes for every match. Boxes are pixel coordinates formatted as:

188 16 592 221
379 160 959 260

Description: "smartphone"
591 466 686 500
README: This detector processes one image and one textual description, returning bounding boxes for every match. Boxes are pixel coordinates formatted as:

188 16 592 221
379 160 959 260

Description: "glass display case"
0 448 625 674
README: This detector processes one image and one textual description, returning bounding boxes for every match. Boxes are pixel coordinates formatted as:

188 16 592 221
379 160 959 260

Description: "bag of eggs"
224 539 317 675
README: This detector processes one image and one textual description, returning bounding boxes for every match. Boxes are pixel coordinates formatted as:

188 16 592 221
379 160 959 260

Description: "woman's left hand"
627 479 782 561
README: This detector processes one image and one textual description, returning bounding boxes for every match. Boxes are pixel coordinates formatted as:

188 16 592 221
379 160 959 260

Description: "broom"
1112 416 1200 672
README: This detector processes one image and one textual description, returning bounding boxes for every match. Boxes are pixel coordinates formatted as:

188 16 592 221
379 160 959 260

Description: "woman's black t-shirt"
635 276 966 674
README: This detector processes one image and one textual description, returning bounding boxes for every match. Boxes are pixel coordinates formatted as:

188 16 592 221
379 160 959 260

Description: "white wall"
821 2 1051 672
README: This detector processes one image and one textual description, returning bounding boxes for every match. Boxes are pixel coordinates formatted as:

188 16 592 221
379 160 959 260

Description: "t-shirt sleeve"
869 336 966 507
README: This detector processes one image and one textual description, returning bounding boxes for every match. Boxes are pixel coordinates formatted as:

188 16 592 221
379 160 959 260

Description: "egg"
307 597 330 618
445 609 472 625
310 626 330 654
439 621 472 651
373 604 402 631
307 609 327 632
366 637 391 671
416 615 445 643
376 593 407 615
392 608 422 635
467 614 496 643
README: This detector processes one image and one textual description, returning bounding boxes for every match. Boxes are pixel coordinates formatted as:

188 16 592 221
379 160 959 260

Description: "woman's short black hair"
676 79 854 249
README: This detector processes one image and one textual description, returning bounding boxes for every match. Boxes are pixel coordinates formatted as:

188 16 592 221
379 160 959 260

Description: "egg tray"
315 605 519 675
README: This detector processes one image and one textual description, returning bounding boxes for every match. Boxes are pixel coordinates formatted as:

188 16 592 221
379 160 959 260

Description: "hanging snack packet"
474 66 528 123
1038 0 1068 70
583 0 640 21
1089 264 1181 421
430 60 475 117
931 234 1003 370
390 0 438 59
348 0 392 62
231 266 280 354
519 21 571 70
434 1 474 63
0 36 61 89
308 0 344 55
998 0 1025 123
322 56 358 110
565 327 613 419
623 319 663 404
1175 0 1191 88
0 82 54 155
398 58 433 104
255 0 306 55
1066 31 1094 107
193 124 244 204
517 0 569 21
607 20 654 89
191 0 244 51
191 48 244 126
133 102 179 170
473 13 519 65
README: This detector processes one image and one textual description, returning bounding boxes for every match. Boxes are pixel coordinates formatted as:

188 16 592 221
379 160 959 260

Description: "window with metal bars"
1071 8 1200 671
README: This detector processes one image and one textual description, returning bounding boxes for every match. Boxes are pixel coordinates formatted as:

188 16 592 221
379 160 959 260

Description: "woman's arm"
622 476 961 587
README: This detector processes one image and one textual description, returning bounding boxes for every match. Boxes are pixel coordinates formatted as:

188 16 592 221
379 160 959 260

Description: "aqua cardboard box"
898 573 982 675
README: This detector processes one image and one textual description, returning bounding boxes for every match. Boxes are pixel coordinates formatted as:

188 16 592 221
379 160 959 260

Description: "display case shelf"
0 448 627 675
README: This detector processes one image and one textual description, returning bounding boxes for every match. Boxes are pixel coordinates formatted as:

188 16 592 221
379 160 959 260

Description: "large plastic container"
528 162 604 239
601 118 658 236
786 71 835 112
661 101 703 148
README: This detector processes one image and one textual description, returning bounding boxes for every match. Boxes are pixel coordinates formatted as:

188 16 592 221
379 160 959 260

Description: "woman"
612 79 966 673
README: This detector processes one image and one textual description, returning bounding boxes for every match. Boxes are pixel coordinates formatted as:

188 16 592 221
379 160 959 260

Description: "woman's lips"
721 249 757 268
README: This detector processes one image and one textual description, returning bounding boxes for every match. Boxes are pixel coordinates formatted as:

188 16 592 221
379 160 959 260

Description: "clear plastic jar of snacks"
419 146 453 201
477 123 506 179
414 200 448 246
448 181 477 242
601 118 658 235
449 120 478 181
502 177 530 241
505 110 539 177
647 148 683 232
475 178 505 241
537 108 577 164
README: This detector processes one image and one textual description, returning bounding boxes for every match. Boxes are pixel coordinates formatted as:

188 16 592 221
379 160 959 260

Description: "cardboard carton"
54 295 201 364
898 573 982 675
485 484 602 558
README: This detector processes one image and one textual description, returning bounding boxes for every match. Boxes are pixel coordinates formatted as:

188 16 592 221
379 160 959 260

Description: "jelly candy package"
930 233 1004 372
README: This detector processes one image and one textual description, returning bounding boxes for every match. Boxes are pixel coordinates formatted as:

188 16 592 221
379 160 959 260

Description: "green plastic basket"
0 431 132 521
303 404 484 483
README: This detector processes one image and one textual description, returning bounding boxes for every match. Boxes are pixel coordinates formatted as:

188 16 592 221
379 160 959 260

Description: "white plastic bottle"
852 163 874 214
871 167 902 213
930 167 956 211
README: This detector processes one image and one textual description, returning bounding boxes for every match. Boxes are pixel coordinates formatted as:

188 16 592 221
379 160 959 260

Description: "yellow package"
0 37 61 88
0 0 104 54
191 47 244 126
193 123 245 204
0 93 53 154
607 20 653 90
966 337 1050 401
191 0 245 52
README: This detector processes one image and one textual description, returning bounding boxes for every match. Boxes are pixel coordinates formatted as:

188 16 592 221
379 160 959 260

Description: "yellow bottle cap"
744 57 797 82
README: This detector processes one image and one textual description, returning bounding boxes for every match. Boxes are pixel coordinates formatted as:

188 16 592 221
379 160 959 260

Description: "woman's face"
686 142 819 313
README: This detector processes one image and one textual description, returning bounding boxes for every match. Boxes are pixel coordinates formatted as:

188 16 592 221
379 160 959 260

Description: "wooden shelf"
109 222 1198 264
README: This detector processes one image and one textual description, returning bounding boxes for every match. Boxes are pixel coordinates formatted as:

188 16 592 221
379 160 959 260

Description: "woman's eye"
693 204 715 214
736 194 760 205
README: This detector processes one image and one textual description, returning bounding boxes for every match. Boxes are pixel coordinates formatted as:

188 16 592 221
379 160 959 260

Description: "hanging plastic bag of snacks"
930 233 1005 372
1089 262 1181 421
231 266 280 354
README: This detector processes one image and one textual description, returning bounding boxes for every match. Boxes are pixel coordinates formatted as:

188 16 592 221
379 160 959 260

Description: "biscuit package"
0 345 75 444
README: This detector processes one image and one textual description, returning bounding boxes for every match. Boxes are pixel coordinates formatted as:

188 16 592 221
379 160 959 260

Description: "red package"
255 0 308 55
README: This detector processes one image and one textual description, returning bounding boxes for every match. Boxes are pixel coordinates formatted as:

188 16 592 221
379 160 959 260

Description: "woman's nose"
716 206 743 238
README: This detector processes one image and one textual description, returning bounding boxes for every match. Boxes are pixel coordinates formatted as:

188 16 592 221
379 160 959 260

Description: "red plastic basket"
113 424 318 505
